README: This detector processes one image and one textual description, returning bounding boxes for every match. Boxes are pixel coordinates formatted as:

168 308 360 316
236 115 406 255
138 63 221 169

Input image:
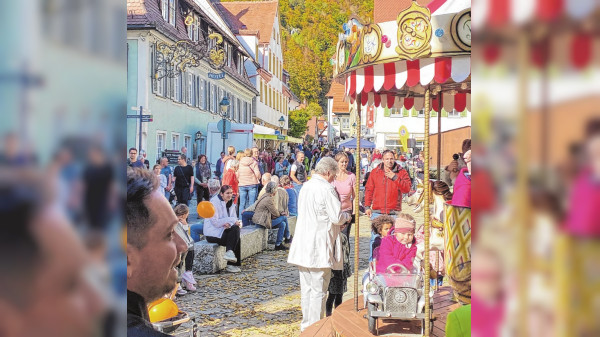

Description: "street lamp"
219 96 230 153
278 116 285 134
278 116 286 151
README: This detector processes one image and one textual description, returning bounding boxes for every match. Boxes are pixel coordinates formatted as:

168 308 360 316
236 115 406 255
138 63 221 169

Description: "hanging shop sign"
208 72 226 80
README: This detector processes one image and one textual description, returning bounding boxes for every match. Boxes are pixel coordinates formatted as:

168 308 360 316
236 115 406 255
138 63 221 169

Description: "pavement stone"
174 198 427 336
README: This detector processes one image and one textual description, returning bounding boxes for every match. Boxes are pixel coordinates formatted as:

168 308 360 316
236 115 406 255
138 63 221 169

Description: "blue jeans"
292 182 303 196
271 216 290 246
190 222 204 242
241 211 255 228
238 184 258 213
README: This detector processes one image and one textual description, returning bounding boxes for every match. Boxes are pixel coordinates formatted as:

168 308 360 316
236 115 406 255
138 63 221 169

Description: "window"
227 43 232 67
168 0 176 26
260 80 264 102
237 98 241 122
184 135 192 153
448 109 460 118
201 79 207 110
161 0 175 26
242 102 247 123
171 133 180 150
187 73 193 105
417 109 425 118
209 83 215 112
174 75 181 102
188 15 200 42
341 117 350 129
157 132 166 160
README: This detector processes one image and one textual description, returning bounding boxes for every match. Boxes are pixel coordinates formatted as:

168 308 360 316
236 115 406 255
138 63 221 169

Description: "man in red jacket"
365 150 412 219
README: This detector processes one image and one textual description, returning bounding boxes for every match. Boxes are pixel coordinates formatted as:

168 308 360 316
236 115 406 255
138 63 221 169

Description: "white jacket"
203 194 238 238
287 174 350 269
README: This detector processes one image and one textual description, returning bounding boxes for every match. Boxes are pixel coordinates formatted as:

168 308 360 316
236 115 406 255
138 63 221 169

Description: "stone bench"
193 241 226 275
193 225 267 274
267 216 297 246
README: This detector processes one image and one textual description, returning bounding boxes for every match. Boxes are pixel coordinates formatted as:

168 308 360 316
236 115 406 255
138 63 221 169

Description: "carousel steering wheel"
386 263 410 274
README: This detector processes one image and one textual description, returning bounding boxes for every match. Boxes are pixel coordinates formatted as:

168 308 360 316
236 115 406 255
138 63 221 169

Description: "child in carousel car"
376 214 417 274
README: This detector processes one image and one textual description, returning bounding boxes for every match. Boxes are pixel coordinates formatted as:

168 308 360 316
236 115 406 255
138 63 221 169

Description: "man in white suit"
287 157 350 331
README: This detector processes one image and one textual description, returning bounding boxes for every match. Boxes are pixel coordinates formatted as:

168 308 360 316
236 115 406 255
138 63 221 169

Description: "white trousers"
298 267 332 332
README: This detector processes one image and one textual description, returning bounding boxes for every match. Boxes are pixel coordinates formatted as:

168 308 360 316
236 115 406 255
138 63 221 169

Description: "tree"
288 102 322 138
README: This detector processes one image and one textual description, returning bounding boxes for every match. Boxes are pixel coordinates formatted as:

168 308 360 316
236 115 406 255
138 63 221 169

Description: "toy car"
363 262 434 335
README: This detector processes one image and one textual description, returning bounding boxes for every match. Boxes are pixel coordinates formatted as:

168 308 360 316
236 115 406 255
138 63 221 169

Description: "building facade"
215 0 290 134
127 0 258 164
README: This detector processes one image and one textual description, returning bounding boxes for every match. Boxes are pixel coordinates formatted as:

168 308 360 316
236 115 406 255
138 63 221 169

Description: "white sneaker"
224 250 237 263
176 284 187 295
225 265 241 273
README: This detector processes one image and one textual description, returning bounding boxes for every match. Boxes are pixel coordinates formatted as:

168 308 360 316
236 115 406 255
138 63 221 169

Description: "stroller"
362 247 435 335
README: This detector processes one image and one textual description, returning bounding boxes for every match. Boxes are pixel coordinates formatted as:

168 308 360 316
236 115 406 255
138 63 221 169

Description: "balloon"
381 35 388 43
148 298 179 323
385 40 392 48
196 201 216 218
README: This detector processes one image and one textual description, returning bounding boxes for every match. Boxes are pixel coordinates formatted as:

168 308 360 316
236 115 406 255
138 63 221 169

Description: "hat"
394 217 416 233
400 155 407 162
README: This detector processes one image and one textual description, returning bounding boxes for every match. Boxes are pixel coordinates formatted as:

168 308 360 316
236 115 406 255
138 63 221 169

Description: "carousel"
301 0 472 336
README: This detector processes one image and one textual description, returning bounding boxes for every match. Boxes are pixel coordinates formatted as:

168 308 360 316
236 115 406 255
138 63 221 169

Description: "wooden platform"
301 286 461 337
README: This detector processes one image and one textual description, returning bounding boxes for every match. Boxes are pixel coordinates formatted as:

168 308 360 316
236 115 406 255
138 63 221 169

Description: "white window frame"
184 135 192 154
156 131 167 161
171 133 180 151
341 117 350 130
447 108 461 118
174 75 181 102
161 0 169 23
187 73 193 105
168 0 176 26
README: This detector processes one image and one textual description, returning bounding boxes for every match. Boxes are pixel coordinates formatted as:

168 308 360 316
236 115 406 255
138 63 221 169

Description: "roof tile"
214 1 278 44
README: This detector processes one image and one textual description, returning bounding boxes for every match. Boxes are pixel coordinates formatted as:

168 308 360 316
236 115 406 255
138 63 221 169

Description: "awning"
253 133 303 144
474 0 598 28
344 56 471 97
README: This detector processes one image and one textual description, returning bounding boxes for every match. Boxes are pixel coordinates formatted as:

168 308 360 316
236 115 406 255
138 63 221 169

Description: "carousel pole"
423 86 432 336
354 93 362 312
516 31 530 337
435 91 442 292
437 92 442 180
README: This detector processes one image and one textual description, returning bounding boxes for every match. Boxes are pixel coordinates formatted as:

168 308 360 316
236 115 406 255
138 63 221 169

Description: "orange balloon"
196 201 216 218
148 298 179 323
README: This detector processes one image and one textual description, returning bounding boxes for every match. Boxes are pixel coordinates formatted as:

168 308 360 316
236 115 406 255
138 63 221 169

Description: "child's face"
178 212 189 223
153 167 161 175
381 223 393 237
395 231 414 245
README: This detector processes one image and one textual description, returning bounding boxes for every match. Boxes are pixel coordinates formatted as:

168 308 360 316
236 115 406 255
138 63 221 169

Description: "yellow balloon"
148 298 179 323
196 201 216 218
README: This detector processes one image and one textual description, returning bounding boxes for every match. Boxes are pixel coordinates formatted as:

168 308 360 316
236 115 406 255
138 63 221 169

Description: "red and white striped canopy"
344 56 470 97
473 0 599 28
346 90 470 111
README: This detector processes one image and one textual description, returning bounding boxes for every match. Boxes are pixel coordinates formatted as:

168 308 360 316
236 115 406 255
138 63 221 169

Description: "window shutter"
441 109 448 117
402 108 409 117
384 107 391 117
460 110 467 117
411 108 418 117
431 110 437 117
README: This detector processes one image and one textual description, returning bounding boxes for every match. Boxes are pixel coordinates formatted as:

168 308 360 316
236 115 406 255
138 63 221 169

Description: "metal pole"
437 92 442 180
354 93 361 312
139 105 143 152
423 87 431 336
222 117 226 154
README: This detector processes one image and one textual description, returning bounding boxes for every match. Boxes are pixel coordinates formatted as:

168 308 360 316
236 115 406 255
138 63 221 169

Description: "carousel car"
363 262 434 335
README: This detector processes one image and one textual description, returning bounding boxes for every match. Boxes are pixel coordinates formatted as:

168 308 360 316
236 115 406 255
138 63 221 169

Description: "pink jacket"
451 167 471 208
564 168 600 237
237 156 261 186
376 234 417 274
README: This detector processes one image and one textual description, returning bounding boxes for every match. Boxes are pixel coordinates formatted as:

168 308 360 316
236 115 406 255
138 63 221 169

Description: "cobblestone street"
173 200 426 337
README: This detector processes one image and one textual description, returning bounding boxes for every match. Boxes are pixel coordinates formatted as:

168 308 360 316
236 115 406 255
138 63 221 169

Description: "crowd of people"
126 138 472 335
